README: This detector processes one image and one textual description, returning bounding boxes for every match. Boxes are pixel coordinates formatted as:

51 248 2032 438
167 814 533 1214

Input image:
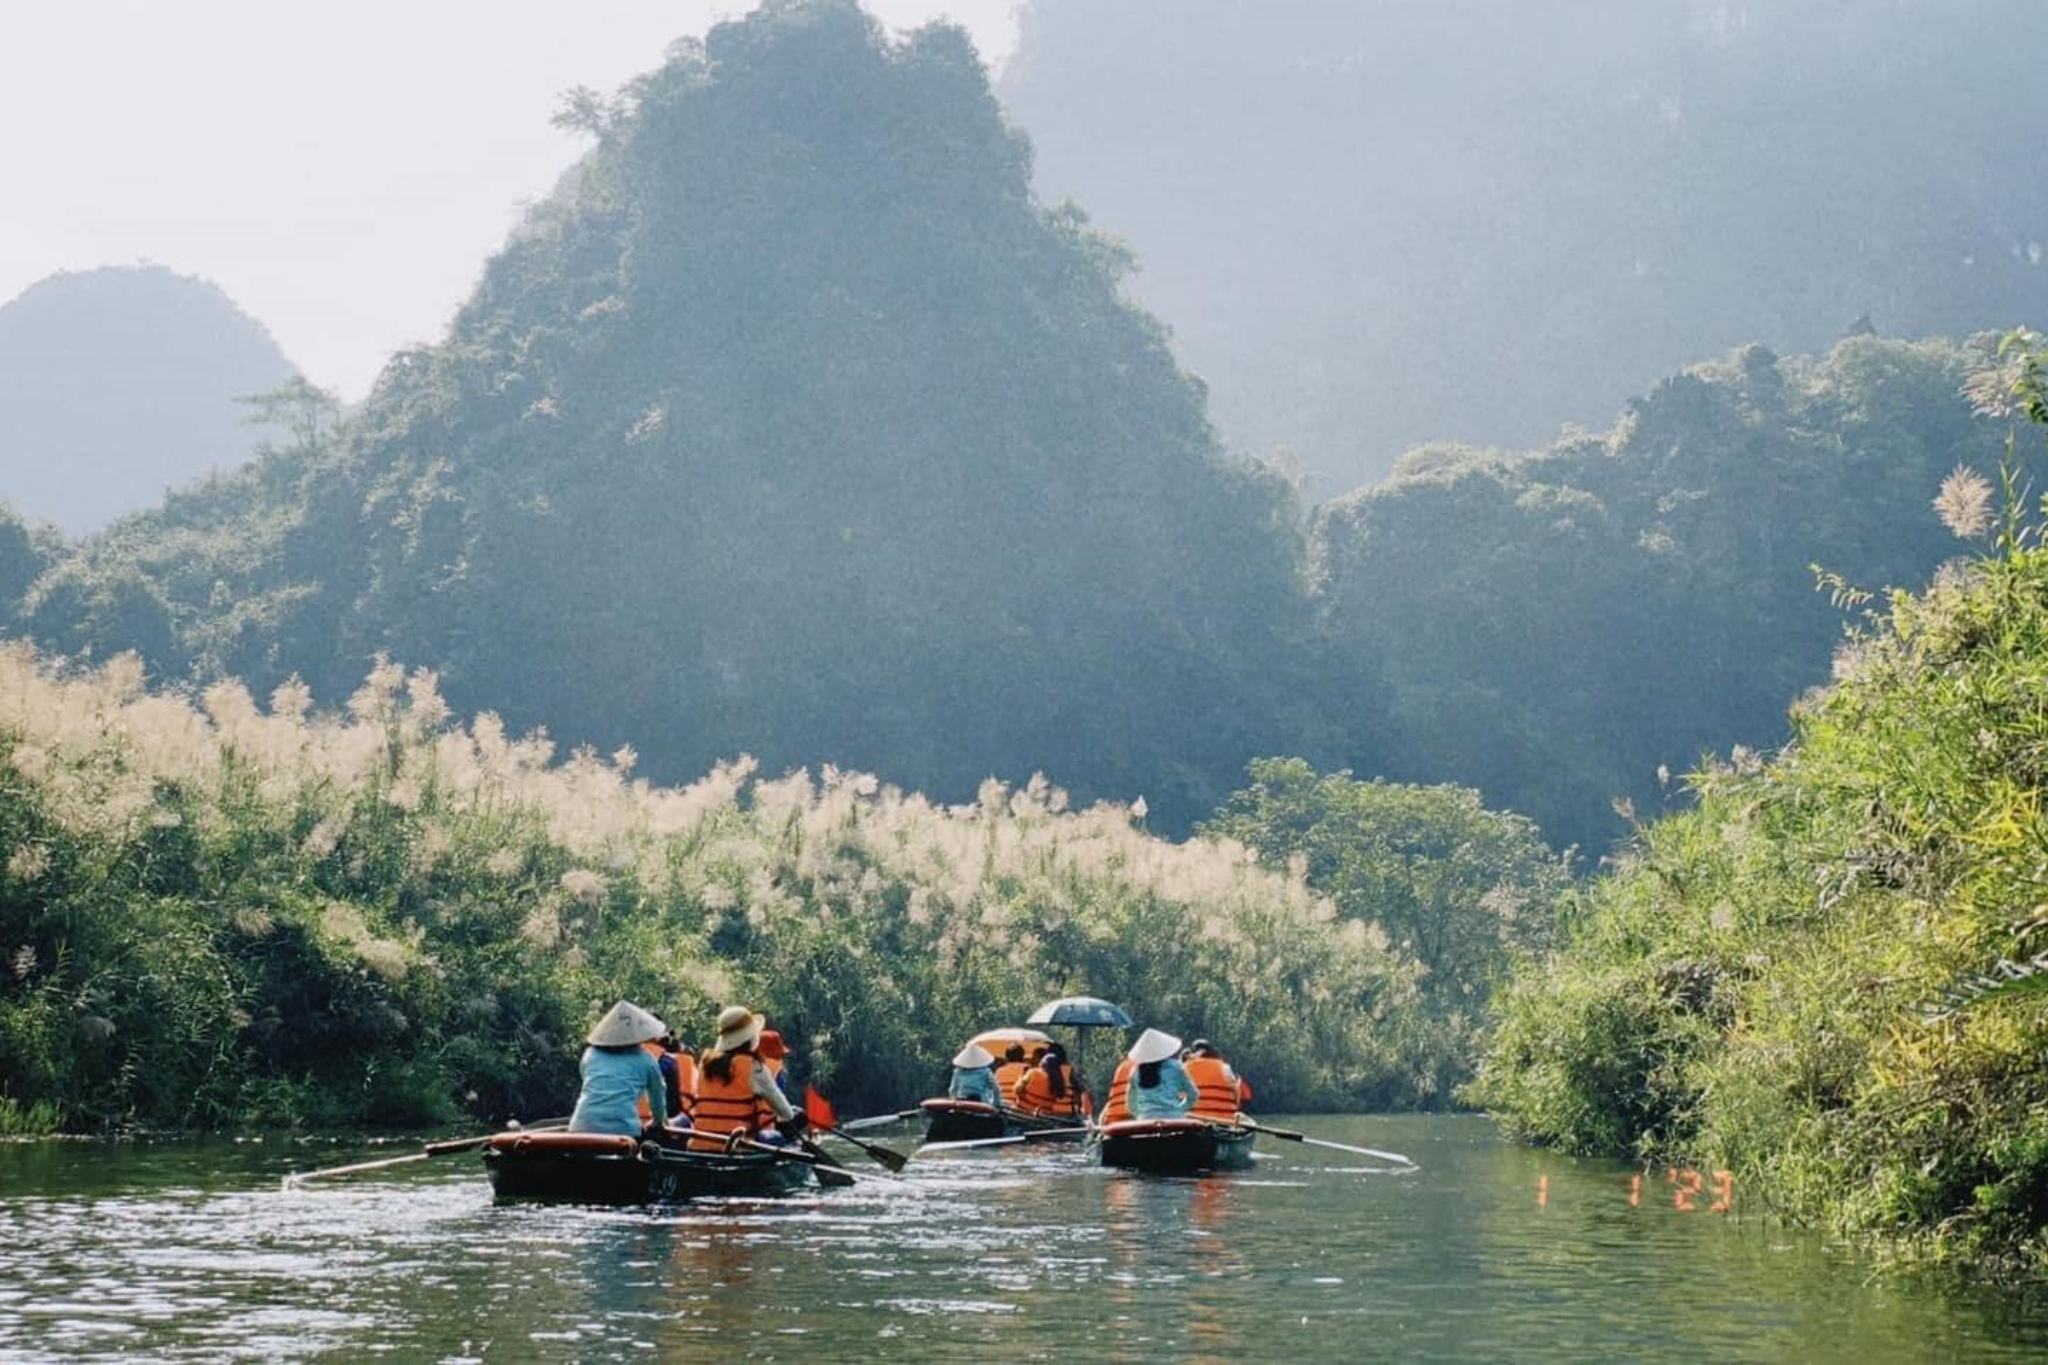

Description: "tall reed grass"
0 647 1433 1129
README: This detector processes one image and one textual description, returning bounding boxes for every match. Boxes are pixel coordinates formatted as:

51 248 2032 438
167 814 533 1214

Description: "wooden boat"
481 1131 817 1204
1098 1118 1256 1175
918 1098 1089 1146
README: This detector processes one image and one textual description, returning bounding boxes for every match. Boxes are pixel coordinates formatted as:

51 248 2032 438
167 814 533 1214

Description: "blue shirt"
948 1066 1000 1105
1128 1058 1200 1118
567 1045 665 1135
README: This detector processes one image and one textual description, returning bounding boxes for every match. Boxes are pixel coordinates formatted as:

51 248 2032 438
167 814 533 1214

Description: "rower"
688 1005 804 1153
1012 1040 1083 1119
948 1043 1001 1105
1181 1039 1252 1123
569 1000 668 1137
1124 1028 1198 1119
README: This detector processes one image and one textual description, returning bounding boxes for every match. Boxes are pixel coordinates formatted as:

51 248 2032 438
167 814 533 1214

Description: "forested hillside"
6 3 2020 857
1314 336 2010 850
21 1 1322 833
0 266 296 533
1000 0 2048 494
1474 333 2048 1273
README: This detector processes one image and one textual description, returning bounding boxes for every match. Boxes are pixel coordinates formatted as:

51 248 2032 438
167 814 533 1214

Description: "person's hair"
1137 1060 1163 1088
594 1042 641 1054
1005 1045 1025 1062
1039 1049 1068 1099
701 1042 754 1083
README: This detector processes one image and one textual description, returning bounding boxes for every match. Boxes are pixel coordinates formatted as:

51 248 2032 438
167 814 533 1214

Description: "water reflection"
1 1119 2044 1361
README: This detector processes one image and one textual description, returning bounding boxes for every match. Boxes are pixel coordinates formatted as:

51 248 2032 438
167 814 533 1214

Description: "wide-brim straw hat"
588 1000 666 1047
952 1043 995 1069
715 1004 765 1053
1127 1027 1182 1065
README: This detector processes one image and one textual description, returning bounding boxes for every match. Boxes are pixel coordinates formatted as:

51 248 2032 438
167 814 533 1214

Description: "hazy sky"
0 1 1018 399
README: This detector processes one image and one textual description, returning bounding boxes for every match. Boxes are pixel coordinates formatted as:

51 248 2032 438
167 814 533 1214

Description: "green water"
0 1115 2041 1361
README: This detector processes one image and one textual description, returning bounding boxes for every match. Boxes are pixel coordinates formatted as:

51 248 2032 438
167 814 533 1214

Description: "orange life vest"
688 1051 776 1152
670 1048 699 1125
1185 1055 1251 1121
1013 1061 1082 1118
992 1062 1030 1105
636 1040 666 1127
1100 1058 1136 1125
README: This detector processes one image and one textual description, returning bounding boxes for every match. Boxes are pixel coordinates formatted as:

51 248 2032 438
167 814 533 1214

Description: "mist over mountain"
1000 0 2048 496
13 2 2019 854
0 266 296 534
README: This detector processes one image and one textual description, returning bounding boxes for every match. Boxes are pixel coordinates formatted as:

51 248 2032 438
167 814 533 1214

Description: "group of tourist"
570 1000 1254 1146
948 1027 1252 1125
567 1000 809 1152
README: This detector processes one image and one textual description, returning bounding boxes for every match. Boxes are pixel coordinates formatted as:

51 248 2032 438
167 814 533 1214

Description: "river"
0 1115 2040 1361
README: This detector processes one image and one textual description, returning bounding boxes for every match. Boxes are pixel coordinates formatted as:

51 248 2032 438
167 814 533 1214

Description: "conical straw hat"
1127 1027 1182 1065
588 1000 666 1047
952 1043 995 1069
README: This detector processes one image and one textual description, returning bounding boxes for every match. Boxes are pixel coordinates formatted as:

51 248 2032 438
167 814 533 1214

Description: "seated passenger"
1125 1028 1199 1119
1012 1041 1082 1119
1181 1039 1253 1123
688 1005 804 1153
640 1028 696 1132
568 1000 668 1137
992 1044 1031 1106
947 1043 1001 1105
1099 1054 1136 1124
758 1027 793 1100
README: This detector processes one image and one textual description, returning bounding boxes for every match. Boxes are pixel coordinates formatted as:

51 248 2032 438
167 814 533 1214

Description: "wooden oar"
1239 1119 1414 1167
915 1126 1094 1156
285 1120 571 1187
800 1085 910 1171
839 1108 922 1133
737 1137 902 1187
812 1127 910 1172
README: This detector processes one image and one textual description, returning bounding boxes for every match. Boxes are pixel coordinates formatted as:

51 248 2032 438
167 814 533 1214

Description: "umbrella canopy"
1026 996 1133 1029
967 1027 1054 1058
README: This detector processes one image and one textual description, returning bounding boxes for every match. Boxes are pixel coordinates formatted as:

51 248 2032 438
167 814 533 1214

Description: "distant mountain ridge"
1000 0 2048 496
5 2 2023 855
0 265 296 534
19 0 1319 831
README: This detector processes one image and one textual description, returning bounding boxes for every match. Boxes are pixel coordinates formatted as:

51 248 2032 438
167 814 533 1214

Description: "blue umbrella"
1026 997 1133 1102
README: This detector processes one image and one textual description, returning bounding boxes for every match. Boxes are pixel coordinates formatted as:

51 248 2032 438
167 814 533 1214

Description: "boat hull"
482 1133 815 1204
1098 1118 1255 1175
919 1099 1089 1146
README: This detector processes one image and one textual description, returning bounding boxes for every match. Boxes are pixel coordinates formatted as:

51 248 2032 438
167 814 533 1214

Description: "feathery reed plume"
1934 465 1994 540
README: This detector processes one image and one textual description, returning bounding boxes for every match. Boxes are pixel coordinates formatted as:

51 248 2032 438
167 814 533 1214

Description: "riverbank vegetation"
0 646 1516 1131
1474 332 2048 1274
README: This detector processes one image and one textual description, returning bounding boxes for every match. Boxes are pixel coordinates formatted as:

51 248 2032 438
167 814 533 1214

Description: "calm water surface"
0 1115 2042 1361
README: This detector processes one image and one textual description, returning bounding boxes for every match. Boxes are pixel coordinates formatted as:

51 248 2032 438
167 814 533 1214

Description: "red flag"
804 1084 838 1129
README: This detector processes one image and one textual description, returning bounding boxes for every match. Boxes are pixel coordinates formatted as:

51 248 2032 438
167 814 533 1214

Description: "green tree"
1202 757 1570 1100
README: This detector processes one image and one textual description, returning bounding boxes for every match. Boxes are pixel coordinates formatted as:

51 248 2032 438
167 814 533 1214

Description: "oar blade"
854 1137 910 1173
